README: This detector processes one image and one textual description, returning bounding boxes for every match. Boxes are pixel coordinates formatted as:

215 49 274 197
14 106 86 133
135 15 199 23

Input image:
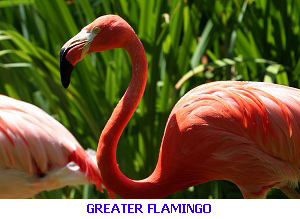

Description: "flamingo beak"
60 29 97 88
60 46 74 88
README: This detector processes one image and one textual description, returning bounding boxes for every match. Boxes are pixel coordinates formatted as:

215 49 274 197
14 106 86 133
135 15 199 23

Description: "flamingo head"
60 15 134 88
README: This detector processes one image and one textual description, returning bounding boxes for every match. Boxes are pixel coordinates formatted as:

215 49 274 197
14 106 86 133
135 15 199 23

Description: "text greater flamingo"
60 15 300 199
0 95 113 198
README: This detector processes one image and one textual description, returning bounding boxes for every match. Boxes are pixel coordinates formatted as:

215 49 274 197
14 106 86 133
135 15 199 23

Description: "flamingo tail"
68 148 115 198
280 186 300 199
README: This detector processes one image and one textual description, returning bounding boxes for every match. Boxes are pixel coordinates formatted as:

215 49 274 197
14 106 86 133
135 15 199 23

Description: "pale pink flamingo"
0 94 113 198
60 15 300 199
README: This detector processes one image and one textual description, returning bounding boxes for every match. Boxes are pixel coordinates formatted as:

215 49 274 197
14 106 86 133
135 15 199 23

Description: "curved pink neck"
97 34 170 198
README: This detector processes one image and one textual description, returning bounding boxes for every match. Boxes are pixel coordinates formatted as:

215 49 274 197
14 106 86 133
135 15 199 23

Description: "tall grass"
0 0 299 198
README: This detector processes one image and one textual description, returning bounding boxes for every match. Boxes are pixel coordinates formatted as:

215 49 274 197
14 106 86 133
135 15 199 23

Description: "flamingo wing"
0 95 107 198
159 81 300 198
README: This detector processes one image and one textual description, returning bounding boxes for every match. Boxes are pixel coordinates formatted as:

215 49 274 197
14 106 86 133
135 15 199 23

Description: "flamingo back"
158 81 300 198
0 95 107 198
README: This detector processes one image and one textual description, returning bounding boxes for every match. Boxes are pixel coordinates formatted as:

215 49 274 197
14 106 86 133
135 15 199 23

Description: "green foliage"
1 0 299 198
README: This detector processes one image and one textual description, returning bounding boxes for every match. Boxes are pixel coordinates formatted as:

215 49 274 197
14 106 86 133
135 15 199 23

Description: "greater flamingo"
0 94 112 198
60 15 300 199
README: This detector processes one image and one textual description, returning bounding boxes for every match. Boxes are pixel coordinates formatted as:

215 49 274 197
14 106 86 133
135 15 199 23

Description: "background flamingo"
0 94 113 198
60 15 300 199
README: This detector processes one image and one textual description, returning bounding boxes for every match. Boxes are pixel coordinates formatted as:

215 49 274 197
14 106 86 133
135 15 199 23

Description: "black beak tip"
60 47 74 89
60 64 74 88
61 71 71 89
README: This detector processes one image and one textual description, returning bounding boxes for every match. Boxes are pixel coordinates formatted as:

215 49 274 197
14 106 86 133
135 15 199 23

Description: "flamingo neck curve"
96 33 170 198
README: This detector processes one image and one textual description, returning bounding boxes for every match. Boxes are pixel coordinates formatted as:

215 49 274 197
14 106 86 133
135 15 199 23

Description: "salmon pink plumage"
60 15 300 199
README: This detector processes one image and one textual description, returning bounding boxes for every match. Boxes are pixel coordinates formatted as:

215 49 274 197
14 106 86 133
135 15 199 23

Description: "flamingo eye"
92 26 101 34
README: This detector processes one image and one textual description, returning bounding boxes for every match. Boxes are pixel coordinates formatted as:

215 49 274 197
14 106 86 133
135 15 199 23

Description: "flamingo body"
60 15 300 198
157 81 300 198
0 95 104 198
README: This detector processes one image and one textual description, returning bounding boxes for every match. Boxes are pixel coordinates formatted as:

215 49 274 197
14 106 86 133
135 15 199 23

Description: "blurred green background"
1 0 300 198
